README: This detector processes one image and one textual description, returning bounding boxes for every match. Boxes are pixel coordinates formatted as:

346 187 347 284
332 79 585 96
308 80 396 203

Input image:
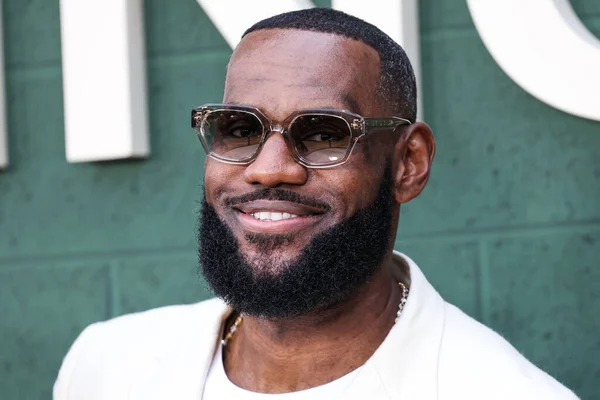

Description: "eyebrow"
341 93 363 115
223 93 364 115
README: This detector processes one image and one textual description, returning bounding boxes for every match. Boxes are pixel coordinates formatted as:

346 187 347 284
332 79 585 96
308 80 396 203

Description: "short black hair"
242 8 417 122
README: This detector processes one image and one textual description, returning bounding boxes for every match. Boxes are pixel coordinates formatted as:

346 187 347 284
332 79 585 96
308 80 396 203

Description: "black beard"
198 165 394 318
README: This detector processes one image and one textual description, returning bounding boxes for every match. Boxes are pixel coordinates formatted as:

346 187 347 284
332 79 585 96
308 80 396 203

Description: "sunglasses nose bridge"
264 122 294 146
262 121 300 158
266 122 285 136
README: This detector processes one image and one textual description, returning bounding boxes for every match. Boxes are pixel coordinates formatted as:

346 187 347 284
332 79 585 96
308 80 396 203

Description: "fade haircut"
242 8 417 122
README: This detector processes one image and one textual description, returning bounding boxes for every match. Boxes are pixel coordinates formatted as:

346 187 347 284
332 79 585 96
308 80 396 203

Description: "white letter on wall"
59 0 150 162
468 0 600 122
197 0 315 48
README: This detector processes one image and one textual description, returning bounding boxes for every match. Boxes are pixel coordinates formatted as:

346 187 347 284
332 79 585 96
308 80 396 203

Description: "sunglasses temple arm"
362 118 412 135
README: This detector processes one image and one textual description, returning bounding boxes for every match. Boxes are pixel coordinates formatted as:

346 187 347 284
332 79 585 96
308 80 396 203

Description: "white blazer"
53 252 579 400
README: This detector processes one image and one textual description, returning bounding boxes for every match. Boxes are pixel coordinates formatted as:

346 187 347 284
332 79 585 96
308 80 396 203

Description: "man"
54 8 578 400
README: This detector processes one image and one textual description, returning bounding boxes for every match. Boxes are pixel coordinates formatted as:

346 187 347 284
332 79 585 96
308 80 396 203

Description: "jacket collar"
132 301 227 400
137 252 444 400
342 252 445 400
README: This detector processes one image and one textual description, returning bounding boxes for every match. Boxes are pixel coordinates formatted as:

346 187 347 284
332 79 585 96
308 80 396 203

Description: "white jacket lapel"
131 299 230 400
343 253 445 399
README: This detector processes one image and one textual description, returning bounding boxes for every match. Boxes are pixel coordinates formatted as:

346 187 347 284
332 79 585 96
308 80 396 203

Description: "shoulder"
53 298 227 400
438 303 579 400
90 297 225 337
80 297 226 352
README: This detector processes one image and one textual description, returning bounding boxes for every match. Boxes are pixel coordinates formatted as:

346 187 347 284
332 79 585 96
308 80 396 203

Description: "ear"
392 122 435 204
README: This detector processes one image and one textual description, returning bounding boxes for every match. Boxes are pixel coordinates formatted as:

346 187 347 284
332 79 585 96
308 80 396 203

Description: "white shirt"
53 252 579 400
203 344 361 400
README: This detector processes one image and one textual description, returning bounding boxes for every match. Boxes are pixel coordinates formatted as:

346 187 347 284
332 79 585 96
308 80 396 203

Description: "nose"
243 132 308 187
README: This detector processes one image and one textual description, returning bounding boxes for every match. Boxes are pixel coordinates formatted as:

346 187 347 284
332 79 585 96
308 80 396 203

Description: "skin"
203 29 435 393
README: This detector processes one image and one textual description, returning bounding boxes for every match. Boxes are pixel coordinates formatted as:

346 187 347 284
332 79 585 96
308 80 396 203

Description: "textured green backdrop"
0 1 599 399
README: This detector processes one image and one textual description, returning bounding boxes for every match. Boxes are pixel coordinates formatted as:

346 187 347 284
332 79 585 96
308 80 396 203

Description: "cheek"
314 168 380 217
203 160 239 205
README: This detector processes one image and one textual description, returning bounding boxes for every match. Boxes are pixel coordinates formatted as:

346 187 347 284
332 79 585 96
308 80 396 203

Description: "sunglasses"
191 104 412 168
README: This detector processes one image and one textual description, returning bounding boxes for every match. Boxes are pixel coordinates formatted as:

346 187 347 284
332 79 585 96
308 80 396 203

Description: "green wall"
0 0 598 398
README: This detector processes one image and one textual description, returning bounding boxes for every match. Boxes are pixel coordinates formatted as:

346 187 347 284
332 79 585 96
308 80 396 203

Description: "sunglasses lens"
290 115 352 165
200 110 263 161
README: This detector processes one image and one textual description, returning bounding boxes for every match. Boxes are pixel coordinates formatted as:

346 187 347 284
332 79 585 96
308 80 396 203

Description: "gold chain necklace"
221 281 409 346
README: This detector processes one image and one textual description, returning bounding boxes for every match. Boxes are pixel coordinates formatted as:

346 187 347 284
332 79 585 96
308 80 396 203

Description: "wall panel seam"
477 239 491 325
108 261 121 318
396 219 600 243
0 245 196 268
2 220 599 268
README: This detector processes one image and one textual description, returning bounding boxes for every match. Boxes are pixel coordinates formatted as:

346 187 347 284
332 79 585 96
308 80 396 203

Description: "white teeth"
271 212 283 221
250 211 299 221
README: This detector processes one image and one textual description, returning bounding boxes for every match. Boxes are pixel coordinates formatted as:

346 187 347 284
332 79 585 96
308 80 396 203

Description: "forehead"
224 29 382 119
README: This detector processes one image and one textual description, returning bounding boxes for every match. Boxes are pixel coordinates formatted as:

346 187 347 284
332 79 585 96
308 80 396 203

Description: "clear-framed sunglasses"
191 104 412 168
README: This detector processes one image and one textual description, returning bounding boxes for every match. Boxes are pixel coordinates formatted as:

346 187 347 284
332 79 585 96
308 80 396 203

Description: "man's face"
198 29 405 317
203 29 390 273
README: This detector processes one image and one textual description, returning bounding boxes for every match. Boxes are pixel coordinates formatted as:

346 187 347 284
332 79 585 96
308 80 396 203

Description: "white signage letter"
197 0 315 49
59 0 150 162
467 0 600 122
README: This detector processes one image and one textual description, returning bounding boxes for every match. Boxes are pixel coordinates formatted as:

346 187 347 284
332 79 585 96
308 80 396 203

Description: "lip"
235 200 326 216
233 200 326 234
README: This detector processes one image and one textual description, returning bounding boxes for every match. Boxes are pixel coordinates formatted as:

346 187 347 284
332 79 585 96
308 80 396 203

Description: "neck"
223 254 403 394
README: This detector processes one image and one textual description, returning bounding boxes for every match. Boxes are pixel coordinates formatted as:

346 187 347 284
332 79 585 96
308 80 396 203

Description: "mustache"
224 188 331 211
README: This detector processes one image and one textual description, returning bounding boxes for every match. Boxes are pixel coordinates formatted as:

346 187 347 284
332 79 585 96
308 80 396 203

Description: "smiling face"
203 29 392 273
199 28 436 317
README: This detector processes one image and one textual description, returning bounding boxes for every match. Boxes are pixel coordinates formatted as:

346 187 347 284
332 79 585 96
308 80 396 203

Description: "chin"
240 243 302 277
